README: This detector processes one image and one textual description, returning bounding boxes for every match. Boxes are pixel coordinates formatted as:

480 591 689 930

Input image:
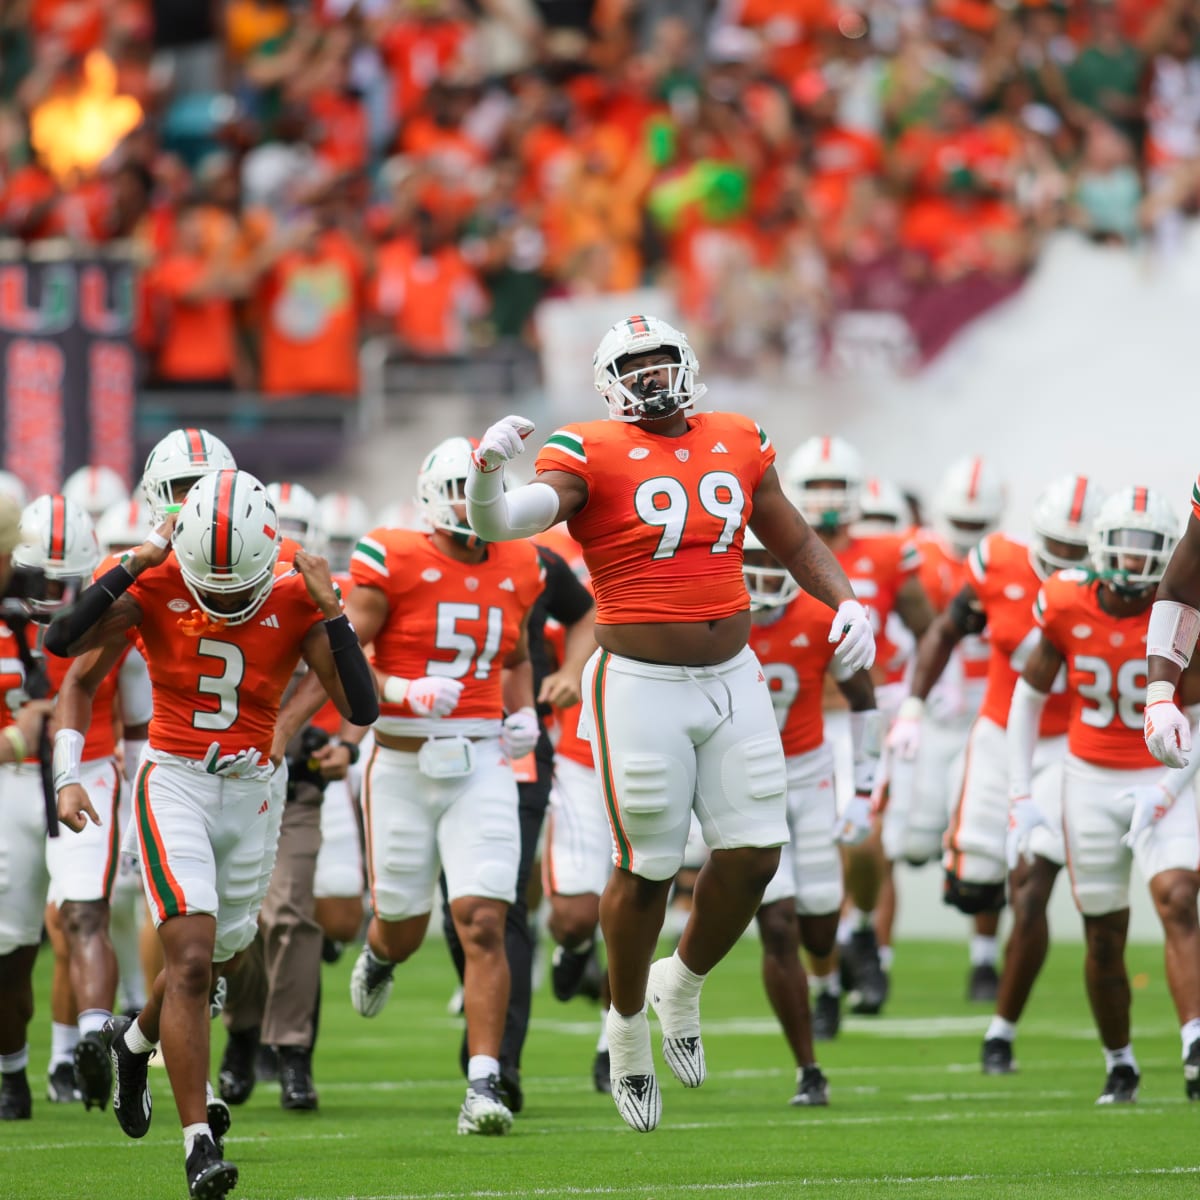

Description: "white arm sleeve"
117 648 154 726
1007 678 1048 799
465 464 561 542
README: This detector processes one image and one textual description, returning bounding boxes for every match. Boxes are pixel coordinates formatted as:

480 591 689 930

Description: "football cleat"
0 1069 32 1120
217 1027 258 1106
321 937 344 965
967 964 1000 1003
982 1037 1016 1075
789 1066 829 1107
813 991 840 1042
107 1015 153 1138
1096 1065 1139 1105
255 1043 280 1084
611 1073 661 1133
350 946 395 1018
74 1028 113 1111
846 929 888 1015
646 957 706 1088
278 1047 318 1112
457 1076 513 1136
551 944 594 1003
207 1094 232 1153
593 1049 611 1095
185 1133 238 1200
47 1062 81 1104
1185 1039 1200 1101
496 1066 523 1116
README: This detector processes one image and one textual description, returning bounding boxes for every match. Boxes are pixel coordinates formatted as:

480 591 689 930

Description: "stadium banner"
0 241 138 497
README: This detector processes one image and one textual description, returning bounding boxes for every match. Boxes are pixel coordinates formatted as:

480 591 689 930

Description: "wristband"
896 696 925 721
146 530 169 551
3 724 27 763
334 739 361 766
1146 680 1177 707
382 676 410 705
1147 600 1200 669
323 613 358 652
53 728 85 791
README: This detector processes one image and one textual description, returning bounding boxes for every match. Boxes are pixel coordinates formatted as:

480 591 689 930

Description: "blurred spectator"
1070 118 1142 243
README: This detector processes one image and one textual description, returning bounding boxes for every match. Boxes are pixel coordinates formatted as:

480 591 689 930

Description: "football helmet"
593 314 706 422
267 481 320 550
95 497 154 555
784 436 865 531
742 527 800 612
1088 486 1178 597
855 477 909 536
141 427 236 519
933 456 1005 558
172 470 281 625
0 470 28 508
62 465 127 518
417 437 478 544
315 491 371 573
12 494 100 621
1030 475 1106 580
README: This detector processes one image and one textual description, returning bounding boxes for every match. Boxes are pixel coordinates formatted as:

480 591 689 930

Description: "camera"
286 724 332 796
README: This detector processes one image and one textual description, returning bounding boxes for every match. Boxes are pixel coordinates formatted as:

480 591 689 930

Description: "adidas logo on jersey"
499 578 515 592
711 442 729 453
260 614 280 628
257 798 269 815
791 634 810 647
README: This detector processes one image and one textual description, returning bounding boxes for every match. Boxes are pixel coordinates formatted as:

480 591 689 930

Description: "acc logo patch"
421 568 441 583
168 598 191 612
1072 624 1092 639
465 577 479 591
628 447 649 460
675 449 689 462
1003 584 1025 600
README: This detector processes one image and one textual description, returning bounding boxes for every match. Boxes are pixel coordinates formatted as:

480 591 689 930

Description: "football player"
464 314 873 1132
45 470 377 1198
62 465 128 521
140 428 236 521
342 437 543 1136
1009 487 1200 1103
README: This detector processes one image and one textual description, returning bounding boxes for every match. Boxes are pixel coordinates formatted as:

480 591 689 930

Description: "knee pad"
943 869 1005 916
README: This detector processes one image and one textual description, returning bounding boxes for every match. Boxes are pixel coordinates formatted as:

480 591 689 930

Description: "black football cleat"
278 1047 318 1112
1096 1065 1139 1105
789 1065 829 1107
593 1049 611 1095
107 1015 153 1138
74 1028 113 1111
846 929 888 1015
812 991 840 1041
981 1037 1016 1075
0 1069 32 1120
217 1026 258 1106
1185 1039 1200 1101
185 1133 238 1199
967 964 1000 1003
551 944 595 1003
47 1062 81 1104
207 1094 232 1153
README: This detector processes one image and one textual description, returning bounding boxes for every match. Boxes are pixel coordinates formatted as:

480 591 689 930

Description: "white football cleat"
606 1007 661 1132
646 957 706 1088
457 1077 513 1136
350 946 395 1018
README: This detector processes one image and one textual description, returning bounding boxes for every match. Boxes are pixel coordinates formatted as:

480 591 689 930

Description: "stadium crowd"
3 0 1200 389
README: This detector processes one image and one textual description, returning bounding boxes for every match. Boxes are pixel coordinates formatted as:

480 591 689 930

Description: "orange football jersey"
1034 570 1156 769
127 557 328 758
837 532 921 636
1191 474 1200 522
43 643 121 761
917 529 989 701
534 412 774 625
967 532 1069 737
0 622 26 735
749 590 840 757
350 528 543 721
540 615 594 769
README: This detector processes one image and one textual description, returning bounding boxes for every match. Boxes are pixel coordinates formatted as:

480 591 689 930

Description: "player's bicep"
534 469 588 522
299 622 342 703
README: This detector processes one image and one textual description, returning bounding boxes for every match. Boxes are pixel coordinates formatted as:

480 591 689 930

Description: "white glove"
834 792 874 846
1006 796 1048 871
472 415 536 473
201 742 265 778
500 707 540 759
1121 784 1174 849
829 599 875 674
1144 699 1191 768
886 697 924 762
407 677 465 718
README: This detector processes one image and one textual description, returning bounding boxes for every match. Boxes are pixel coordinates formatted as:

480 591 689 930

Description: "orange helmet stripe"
185 428 206 465
966 457 983 500
1133 486 1148 513
210 471 237 572
49 493 66 561
1068 476 1089 523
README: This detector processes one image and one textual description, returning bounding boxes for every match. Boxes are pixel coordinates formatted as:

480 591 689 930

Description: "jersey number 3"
193 639 245 731
634 472 746 560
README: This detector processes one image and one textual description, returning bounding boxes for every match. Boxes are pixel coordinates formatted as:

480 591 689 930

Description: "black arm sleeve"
43 564 136 658
323 614 380 727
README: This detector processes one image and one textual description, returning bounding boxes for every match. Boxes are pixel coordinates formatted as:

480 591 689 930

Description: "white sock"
1104 1044 1137 1073
206 1080 215 1104
1181 1019 1200 1058
836 915 855 946
667 950 705 999
183 1122 212 1158
125 1018 155 1055
970 935 998 968
51 1022 79 1068
596 1009 609 1053
570 937 593 956
879 945 894 973
365 944 391 967
606 1007 653 1075
0 1045 29 1074
811 972 841 998
986 1016 1017 1043
78 1008 111 1039
467 1055 500 1084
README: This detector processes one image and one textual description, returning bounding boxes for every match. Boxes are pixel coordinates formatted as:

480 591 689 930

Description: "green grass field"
3 935 1198 1200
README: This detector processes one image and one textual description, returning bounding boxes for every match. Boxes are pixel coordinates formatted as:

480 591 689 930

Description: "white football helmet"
784 436 865 531
1030 474 1106 581
95 497 154 555
1088 486 1178 596
266 481 319 550
933 456 1005 559
417 437 478 544
854 477 909 536
0 470 28 508
12 494 100 621
172 470 281 625
315 491 371 573
593 314 706 422
742 527 801 612
62 465 127 518
141 427 236 519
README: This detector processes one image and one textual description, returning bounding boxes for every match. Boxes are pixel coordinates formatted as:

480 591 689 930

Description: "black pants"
442 752 553 1076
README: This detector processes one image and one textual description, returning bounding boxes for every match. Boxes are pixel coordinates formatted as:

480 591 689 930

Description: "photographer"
0 494 55 1120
